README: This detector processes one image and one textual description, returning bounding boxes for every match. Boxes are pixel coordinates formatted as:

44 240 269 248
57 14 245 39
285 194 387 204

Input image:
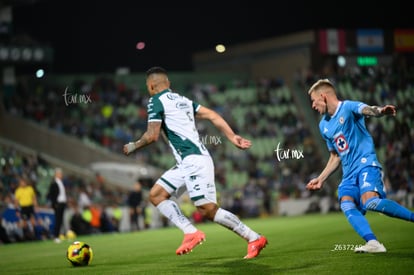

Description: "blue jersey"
319 100 382 180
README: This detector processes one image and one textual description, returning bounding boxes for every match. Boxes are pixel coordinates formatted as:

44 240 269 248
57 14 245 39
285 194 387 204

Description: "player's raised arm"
196 105 251 150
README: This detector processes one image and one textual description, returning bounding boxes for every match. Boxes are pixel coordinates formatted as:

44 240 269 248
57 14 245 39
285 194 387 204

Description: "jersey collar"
332 101 343 117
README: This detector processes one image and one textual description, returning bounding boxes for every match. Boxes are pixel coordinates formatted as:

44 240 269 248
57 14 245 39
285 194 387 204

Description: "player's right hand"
233 135 252 150
306 178 323 190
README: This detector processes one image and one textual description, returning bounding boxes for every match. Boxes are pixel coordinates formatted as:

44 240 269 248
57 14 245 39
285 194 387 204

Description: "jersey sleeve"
347 100 367 117
147 96 163 122
192 100 201 115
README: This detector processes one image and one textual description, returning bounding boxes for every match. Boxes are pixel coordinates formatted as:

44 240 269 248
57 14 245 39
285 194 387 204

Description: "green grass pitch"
0 211 413 274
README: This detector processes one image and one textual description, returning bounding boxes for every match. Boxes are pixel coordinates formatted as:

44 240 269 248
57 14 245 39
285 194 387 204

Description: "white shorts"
155 154 217 206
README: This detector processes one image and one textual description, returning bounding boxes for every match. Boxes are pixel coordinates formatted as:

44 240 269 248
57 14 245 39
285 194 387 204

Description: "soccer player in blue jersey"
306 78 414 253
123 67 267 258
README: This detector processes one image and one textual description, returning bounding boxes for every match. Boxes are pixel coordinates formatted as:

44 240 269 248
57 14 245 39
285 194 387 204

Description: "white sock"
213 208 260 242
157 200 197 234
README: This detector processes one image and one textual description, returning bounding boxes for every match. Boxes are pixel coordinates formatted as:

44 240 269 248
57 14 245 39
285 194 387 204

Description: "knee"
340 200 356 213
197 203 218 221
149 185 170 206
362 197 381 211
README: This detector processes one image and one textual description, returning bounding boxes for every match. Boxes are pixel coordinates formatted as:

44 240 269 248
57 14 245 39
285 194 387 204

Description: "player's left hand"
123 142 137 155
382 105 396 116
233 135 252 150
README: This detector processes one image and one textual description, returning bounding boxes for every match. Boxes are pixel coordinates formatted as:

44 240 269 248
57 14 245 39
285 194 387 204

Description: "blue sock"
341 200 376 242
364 197 414 222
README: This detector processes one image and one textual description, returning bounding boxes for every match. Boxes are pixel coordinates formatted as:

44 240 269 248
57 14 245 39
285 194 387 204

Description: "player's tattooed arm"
123 122 161 155
362 105 396 117
362 106 383 117
135 121 161 148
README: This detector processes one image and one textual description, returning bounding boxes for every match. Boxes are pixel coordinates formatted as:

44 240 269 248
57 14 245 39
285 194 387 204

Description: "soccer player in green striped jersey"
124 67 267 258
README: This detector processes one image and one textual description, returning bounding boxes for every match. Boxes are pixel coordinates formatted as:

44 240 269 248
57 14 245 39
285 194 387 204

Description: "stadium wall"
192 30 314 85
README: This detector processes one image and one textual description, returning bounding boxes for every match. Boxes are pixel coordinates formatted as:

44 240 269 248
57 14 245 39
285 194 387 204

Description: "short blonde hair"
307 78 335 95
55 167 63 175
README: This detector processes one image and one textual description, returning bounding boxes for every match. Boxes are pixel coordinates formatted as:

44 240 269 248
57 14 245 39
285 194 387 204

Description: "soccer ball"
66 241 93 267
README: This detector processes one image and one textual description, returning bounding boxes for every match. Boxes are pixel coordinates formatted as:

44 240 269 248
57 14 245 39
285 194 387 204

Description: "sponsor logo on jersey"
334 133 349 153
176 102 189 109
167 93 180 100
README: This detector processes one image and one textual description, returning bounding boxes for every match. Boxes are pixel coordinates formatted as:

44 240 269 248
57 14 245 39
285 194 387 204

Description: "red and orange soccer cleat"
244 235 268 259
176 230 206 255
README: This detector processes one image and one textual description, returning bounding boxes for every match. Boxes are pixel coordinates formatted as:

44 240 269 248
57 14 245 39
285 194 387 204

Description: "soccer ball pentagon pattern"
66 241 93 267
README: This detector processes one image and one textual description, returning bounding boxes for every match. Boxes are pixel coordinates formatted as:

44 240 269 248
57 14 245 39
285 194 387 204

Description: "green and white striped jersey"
147 89 210 164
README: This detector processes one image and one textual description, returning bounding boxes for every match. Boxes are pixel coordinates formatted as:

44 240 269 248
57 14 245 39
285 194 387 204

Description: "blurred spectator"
108 203 123 232
1 195 24 242
242 179 263 218
126 180 145 231
46 168 67 243
14 175 38 225
81 201 117 233
33 212 52 240
229 191 244 218
86 202 102 233
77 185 92 211
13 175 38 240
100 204 117 233
70 205 91 236
0 222 11 244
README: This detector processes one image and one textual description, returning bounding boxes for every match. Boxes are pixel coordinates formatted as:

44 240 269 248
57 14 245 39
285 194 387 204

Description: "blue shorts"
338 166 387 211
